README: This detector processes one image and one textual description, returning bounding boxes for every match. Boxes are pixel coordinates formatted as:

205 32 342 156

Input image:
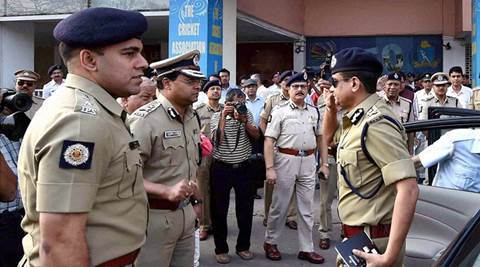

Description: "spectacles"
331 78 350 88
17 80 35 87
178 78 202 86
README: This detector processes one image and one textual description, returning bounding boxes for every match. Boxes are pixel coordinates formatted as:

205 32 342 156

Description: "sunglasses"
17 80 35 87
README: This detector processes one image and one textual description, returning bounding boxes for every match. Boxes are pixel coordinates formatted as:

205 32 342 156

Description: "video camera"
0 89 33 141
226 101 248 116
320 52 333 81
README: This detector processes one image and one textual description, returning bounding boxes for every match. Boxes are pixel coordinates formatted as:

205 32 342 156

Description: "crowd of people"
0 6 479 267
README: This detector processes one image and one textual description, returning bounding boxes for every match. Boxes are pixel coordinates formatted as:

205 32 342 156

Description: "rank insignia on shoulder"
267 115 272 123
59 140 95 169
350 108 364 125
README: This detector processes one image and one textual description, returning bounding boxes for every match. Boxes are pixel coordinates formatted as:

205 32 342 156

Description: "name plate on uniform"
164 130 182 139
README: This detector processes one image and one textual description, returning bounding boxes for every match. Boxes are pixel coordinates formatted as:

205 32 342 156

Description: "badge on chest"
164 130 182 139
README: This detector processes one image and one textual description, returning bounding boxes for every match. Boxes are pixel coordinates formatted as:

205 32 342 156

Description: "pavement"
199 186 341 267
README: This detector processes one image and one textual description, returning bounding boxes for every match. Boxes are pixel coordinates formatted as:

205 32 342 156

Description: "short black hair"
58 42 104 63
225 88 245 102
218 68 230 75
157 71 181 90
338 71 379 94
449 66 463 75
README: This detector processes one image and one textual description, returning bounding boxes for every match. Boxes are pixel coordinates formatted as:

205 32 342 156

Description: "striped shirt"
0 134 22 212
210 110 254 164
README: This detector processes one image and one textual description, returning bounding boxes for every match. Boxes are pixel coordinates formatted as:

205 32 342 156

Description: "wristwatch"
190 198 203 206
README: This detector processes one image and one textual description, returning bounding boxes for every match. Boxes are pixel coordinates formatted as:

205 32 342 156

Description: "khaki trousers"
137 205 196 267
265 153 316 252
318 156 338 239
196 156 212 231
264 182 297 222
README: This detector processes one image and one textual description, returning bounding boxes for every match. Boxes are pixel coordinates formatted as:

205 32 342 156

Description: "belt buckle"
298 150 306 156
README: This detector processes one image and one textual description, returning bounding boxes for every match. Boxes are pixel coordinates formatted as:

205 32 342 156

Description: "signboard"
169 0 223 76
306 35 443 76
473 0 480 87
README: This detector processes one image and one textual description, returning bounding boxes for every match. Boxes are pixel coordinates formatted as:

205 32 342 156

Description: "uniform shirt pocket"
283 118 301 135
117 149 142 199
338 149 362 188
162 137 185 166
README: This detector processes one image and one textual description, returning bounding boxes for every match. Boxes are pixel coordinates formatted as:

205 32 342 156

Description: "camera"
0 89 33 141
234 102 248 116
320 52 332 81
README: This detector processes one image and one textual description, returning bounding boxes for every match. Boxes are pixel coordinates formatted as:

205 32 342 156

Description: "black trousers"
210 160 255 254
0 209 25 267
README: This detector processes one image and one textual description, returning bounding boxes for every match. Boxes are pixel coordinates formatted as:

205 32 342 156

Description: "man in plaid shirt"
0 134 25 267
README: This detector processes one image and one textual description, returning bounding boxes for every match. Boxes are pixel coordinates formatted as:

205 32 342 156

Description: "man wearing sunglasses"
14 70 44 119
322 47 418 267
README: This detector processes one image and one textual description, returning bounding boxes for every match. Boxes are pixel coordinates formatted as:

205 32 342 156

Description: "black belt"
213 159 249 169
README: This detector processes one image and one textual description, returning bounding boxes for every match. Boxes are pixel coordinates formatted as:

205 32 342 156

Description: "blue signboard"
306 35 442 76
169 0 223 76
473 0 480 87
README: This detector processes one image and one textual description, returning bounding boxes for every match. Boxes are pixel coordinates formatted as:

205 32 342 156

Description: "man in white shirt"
244 79 264 127
447 66 472 108
42 64 65 98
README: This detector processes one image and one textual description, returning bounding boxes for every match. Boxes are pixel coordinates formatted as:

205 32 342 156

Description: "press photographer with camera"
209 88 260 263
0 70 38 267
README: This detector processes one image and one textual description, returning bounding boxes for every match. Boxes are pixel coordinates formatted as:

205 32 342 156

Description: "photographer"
14 70 43 119
209 88 260 263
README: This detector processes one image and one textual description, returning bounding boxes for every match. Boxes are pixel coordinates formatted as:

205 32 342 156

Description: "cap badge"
23 72 29 76
303 72 308 80
438 76 444 81
331 56 337 68
193 54 200 66
394 73 399 79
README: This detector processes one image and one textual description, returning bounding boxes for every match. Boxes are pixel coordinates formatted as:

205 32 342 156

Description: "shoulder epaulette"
132 100 162 118
422 95 434 101
194 102 206 111
365 105 382 124
398 96 412 103
74 91 98 116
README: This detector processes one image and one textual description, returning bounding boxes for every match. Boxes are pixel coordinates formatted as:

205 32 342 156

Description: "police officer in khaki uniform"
316 85 339 250
469 87 480 110
194 79 223 241
263 72 325 264
259 70 298 229
418 72 459 120
129 50 204 267
322 48 418 267
382 72 415 153
18 8 149 266
13 70 44 119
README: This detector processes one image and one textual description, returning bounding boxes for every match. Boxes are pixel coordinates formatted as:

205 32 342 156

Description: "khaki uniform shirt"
260 91 289 121
18 74 148 266
25 96 44 119
194 102 223 139
382 95 414 123
265 101 321 150
336 94 416 226
418 94 458 120
470 88 480 110
128 93 201 186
